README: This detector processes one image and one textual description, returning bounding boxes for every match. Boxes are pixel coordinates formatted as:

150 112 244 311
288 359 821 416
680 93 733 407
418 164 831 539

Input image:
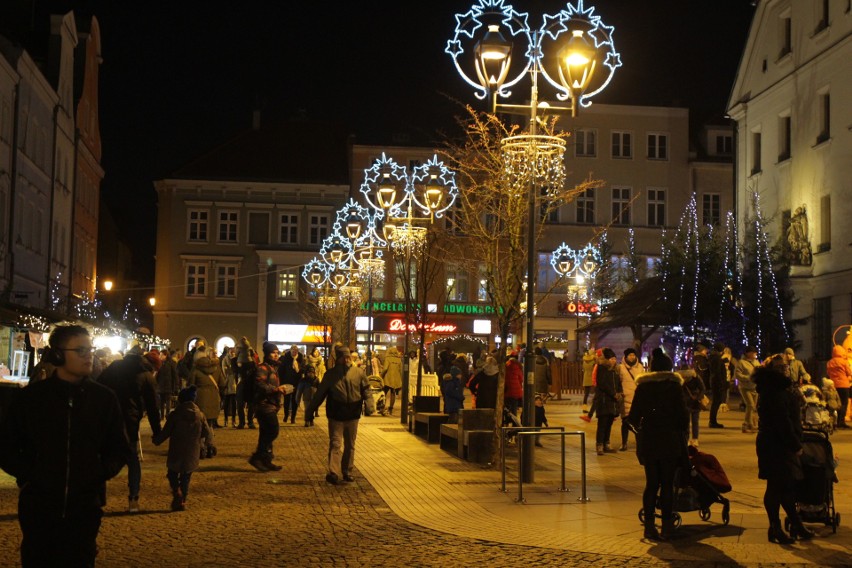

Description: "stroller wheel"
673 512 682 529
784 517 791 533
699 508 711 521
722 504 730 525
638 509 645 524
833 512 840 534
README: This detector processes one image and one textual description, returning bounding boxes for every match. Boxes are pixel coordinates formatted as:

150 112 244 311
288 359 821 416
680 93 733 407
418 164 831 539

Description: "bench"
408 395 442 432
414 412 449 443
439 408 495 462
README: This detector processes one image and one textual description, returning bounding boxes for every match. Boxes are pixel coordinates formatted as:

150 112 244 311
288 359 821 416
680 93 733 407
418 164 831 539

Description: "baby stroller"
786 430 841 534
364 375 386 416
801 382 835 434
638 445 731 528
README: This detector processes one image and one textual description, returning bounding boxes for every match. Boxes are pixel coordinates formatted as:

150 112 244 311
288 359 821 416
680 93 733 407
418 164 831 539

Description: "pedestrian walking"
0 325 130 566
308 347 371 485
221 347 239 427
153 385 214 511
235 338 258 429
280 345 306 424
708 341 729 428
581 347 596 410
382 345 404 415
248 342 292 472
504 354 524 420
533 347 552 398
826 344 851 429
188 346 224 429
296 364 320 427
157 348 180 420
628 348 689 541
97 343 162 512
682 367 706 447
308 346 327 380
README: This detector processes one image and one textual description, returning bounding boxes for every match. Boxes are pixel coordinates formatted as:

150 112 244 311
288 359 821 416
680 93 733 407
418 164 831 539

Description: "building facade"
728 0 852 360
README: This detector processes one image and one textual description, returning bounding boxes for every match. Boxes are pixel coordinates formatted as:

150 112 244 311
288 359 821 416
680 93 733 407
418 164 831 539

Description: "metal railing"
499 426 590 503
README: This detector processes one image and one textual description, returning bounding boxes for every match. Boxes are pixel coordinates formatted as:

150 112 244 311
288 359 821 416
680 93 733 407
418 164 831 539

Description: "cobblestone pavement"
0 398 850 567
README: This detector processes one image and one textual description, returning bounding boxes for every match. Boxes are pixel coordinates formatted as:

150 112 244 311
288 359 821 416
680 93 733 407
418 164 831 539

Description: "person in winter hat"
153 385 213 511
617 347 643 451
441 369 465 424
628 347 688 541
248 342 292 472
296 364 320 427
593 348 622 455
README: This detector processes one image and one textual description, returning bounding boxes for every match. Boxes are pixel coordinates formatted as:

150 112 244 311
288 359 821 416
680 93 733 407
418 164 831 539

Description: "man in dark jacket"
157 348 180 420
98 345 162 512
308 347 370 485
279 345 306 424
0 325 130 567
594 348 623 455
248 342 291 472
707 341 729 428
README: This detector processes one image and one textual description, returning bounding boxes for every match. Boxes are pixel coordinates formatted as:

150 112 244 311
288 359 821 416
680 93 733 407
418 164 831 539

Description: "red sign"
388 319 458 333
557 300 599 316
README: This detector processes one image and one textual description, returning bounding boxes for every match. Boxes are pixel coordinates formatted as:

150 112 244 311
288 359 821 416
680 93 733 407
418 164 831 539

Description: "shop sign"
388 319 458 333
442 303 500 315
359 301 420 313
359 301 501 315
557 300 599 317
268 324 332 343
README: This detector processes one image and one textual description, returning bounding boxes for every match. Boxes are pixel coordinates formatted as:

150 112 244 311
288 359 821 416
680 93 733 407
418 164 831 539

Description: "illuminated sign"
557 300 599 317
268 324 332 343
388 319 458 333
358 301 501 315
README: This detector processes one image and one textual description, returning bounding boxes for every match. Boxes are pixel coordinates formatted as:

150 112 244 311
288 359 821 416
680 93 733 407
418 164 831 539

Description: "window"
576 188 595 224
445 264 468 302
778 114 791 162
186 263 207 297
309 214 329 246
536 252 558 293
477 264 489 302
575 129 596 157
216 264 237 297
819 195 831 252
647 188 666 227
444 200 463 235
394 260 416 300
751 131 762 174
279 214 299 244
277 269 298 300
715 135 733 155
248 212 270 245
611 131 632 158
611 187 631 225
813 297 832 360
817 92 830 144
702 193 721 227
218 210 238 243
647 133 668 160
779 13 792 58
187 209 209 242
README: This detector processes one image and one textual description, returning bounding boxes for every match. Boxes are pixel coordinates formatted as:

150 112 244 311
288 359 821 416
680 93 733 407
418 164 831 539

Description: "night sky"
24 0 757 284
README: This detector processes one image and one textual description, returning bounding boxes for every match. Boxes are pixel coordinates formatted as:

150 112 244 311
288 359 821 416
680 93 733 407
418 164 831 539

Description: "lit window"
446 264 468 302
277 270 298 300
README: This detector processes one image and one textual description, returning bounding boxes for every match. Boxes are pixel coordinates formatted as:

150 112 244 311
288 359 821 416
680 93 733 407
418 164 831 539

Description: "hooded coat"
468 361 499 409
188 357 224 420
754 366 803 482
382 347 403 390
826 345 851 389
533 354 552 393
504 358 524 399
628 371 688 465
441 373 465 415
153 400 212 473
582 350 596 387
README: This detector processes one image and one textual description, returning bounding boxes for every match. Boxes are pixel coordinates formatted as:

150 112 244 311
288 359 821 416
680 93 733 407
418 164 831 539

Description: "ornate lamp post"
551 242 602 357
447 0 619 481
360 153 458 423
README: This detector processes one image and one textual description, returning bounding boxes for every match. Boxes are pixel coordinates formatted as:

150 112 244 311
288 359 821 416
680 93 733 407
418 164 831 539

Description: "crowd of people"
3 327 851 564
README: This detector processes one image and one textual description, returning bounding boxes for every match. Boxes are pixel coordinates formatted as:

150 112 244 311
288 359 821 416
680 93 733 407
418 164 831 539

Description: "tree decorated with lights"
49 272 63 312
738 188 801 355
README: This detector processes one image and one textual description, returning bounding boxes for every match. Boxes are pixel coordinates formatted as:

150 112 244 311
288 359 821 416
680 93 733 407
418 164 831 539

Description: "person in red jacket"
504 354 524 420
826 344 851 429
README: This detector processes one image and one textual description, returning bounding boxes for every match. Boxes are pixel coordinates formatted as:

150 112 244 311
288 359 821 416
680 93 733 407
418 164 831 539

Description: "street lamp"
360 152 458 422
551 242 602 357
447 0 619 482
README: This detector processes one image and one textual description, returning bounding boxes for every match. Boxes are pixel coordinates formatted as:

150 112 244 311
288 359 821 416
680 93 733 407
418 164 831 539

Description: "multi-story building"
727 0 852 360
152 117 352 354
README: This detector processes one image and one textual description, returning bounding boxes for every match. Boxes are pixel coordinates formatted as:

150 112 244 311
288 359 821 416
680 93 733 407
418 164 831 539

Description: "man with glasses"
0 325 130 567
